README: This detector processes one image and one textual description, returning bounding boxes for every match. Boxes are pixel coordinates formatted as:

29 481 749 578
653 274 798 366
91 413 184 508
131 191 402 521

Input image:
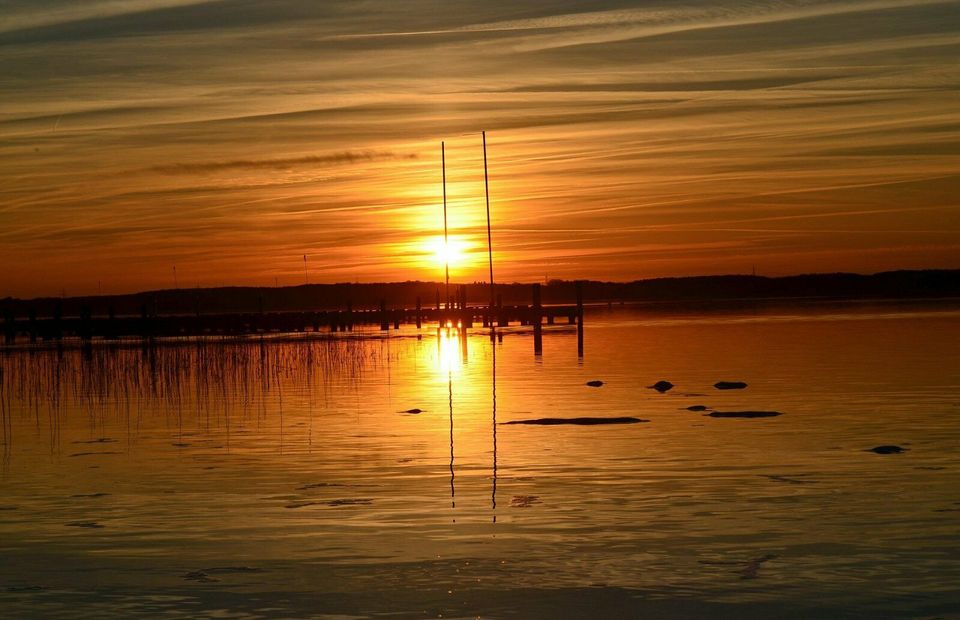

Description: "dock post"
28 308 37 343
347 301 354 331
532 283 542 355
3 308 14 344
53 302 63 341
379 299 389 331
576 280 584 357
106 306 117 340
79 306 92 341
416 297 422 329
258 295 264 333
461 287 472 328
496 293 506 327
139 303 149 341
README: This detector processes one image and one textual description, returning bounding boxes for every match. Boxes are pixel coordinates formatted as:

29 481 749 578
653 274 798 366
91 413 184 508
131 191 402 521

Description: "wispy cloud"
148 150 417 174
1 0 958 295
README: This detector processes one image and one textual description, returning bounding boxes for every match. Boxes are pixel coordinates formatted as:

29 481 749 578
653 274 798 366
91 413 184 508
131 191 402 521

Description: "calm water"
1 303 959 619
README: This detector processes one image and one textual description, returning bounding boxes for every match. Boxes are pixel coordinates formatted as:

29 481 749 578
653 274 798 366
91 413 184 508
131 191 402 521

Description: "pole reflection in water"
437 325 464 517
491 336 497 523
436 324 498 522
448 370 455 514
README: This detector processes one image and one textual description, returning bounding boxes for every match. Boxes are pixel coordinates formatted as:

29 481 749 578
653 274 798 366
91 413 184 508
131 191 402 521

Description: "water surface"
1 302 959 618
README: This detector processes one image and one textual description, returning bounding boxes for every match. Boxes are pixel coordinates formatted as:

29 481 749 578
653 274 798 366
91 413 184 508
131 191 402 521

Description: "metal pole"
442 141 450 310
482 131 495 323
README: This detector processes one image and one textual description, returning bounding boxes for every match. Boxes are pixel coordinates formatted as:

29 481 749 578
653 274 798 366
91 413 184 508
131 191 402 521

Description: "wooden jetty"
2 133 588 354
1 283 585 355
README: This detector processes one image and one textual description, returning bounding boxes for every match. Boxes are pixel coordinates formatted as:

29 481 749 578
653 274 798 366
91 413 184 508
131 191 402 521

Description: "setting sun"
423 235 473 273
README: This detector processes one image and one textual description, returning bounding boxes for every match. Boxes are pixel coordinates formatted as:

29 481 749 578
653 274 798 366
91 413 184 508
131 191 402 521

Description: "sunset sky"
2 0 958 297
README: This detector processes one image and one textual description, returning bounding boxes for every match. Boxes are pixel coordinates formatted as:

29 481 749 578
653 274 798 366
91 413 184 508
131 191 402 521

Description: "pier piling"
379 299 389 331
576 281 584 357
532 284 542 355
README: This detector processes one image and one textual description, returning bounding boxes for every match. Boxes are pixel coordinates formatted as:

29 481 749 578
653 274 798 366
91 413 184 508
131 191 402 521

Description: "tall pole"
482 131 495 317
303 254 308 285
442 141 450 310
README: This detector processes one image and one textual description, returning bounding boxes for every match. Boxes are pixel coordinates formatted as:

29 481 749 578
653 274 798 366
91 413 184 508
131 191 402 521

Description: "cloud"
1 0 958 295
148 150 417 174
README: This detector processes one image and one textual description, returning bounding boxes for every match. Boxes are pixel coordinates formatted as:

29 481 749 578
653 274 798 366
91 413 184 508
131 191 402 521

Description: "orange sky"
1 0 959 297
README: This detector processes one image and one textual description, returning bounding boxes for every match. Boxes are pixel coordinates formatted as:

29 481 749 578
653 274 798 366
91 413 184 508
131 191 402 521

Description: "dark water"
1 302 959 618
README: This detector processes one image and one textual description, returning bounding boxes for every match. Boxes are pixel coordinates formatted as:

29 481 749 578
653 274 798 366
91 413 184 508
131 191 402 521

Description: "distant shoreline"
3 269 959 318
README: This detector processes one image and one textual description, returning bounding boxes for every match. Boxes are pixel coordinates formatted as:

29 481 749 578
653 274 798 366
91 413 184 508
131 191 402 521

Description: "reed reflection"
0 339 373 456
1 328 509 522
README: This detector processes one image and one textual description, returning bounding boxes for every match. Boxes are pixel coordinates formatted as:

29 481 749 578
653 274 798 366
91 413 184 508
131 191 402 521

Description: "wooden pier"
2 283 585 355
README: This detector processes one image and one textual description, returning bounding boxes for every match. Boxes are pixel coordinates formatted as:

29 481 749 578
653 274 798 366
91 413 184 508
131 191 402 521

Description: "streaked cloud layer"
1 0 958 296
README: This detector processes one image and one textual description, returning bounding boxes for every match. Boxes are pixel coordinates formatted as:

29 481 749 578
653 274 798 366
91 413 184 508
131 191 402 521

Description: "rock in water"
503 417 647 426
741 554 778 579
649 380 674 393
685 405 710 412
714 381 748 390
585 380 604 387
868 445 907 454
402 408 423 414
707 411 781 418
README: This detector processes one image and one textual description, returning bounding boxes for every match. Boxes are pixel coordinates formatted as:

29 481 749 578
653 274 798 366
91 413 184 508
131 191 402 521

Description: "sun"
423 235 472 272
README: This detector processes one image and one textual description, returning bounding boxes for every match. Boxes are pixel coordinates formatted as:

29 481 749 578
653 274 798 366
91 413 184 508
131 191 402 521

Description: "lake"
1 301 959 618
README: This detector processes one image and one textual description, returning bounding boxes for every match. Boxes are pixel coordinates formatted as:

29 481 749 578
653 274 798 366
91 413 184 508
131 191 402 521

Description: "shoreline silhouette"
2 269 958 319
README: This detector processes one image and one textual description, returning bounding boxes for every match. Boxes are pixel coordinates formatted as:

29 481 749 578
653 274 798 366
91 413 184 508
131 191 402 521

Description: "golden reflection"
435 326 465 377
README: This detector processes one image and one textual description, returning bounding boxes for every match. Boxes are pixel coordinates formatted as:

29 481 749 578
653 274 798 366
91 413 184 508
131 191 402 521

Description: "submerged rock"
6 586 46 592
503 417 647 425
741 554 778 579
585 380 604 387
182 566 262 583
707 411 782 418
868 445 907 454
649 380 674 393
296 482 345 490
327 498 373 507
69 451 122 457
510 495 541 508
714 381 748 390
284 501 323 509
761 475 817 485
201 566 263 574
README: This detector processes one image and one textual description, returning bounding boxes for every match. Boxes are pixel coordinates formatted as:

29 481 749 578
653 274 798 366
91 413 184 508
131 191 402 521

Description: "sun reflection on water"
435 326 466 377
